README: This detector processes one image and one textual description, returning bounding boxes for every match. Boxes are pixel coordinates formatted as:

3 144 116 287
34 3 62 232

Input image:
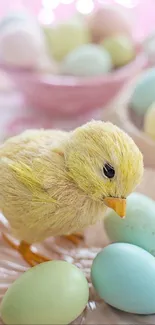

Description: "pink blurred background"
0 0 155 41
0 0 155 136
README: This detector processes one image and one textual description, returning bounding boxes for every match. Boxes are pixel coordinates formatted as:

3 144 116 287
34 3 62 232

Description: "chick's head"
65 121 143 217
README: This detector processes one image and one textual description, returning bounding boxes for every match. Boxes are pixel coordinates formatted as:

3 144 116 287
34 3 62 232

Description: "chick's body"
0 121 143 244
0 128 104 243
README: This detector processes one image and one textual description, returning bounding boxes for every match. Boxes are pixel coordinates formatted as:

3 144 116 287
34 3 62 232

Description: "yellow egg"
101 35 135 67
43 22 91 61
144 102 155 140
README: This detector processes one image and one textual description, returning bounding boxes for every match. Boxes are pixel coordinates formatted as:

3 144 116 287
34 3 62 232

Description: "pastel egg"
104 192 155 256
68 12 85 25
130 68 155 116
43 22 90 61
60 44 112 77
144 102 155 140
0 261 89 325
0 11 31 31
0 23 46 68
91 243 155 314
143 32 155 65
101 35 135 67
88 6 132 43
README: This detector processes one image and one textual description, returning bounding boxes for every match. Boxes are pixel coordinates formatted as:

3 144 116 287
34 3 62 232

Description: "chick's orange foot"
2 233 50 267
2 232 83 267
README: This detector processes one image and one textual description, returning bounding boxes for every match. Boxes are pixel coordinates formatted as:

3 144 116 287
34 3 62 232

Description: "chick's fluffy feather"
0 128 105 243
0 121 143 244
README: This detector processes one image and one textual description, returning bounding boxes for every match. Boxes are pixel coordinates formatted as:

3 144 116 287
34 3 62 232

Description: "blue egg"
91 243 155 314
130 68 155 115
104 192 155 256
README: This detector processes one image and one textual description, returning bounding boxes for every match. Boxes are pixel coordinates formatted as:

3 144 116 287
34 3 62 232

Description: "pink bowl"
1 51 148 118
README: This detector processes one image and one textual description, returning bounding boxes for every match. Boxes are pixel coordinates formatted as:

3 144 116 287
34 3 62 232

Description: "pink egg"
87 6 132 43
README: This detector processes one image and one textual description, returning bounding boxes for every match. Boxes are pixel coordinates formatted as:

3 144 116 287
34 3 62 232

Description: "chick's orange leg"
19 241 50 266
2 233 50 267
64 233 84 245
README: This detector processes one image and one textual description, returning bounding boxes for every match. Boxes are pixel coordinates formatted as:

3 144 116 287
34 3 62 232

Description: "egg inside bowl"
0 8 148 118
0 48 147 118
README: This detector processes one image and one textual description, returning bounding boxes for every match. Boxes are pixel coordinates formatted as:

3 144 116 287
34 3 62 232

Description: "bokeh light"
76 0 94 14
38 7 55 24
97 0 110 3
115 0 139 8
42 0 60 10
60 0 74 4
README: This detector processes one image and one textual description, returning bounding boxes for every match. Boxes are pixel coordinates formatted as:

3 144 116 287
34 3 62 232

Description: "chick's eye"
103 163 115 179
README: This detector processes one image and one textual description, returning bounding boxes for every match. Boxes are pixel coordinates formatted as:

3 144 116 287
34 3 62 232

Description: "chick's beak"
104 197 126 218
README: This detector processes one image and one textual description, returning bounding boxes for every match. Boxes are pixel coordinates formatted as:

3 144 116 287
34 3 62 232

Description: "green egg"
104 192 155 256
60 44 112 77
0 261 89 325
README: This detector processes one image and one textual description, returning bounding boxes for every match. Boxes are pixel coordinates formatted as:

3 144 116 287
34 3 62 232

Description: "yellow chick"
0 121 143 265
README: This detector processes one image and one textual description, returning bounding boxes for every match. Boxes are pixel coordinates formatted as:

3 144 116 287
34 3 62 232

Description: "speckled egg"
130 68 155 116
60 44 112 77
0 261 89 325
43 22 90 61
144 102 155 140
91 243 155 314
104 192 155 256
88 6 132 43
101 35 135 67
